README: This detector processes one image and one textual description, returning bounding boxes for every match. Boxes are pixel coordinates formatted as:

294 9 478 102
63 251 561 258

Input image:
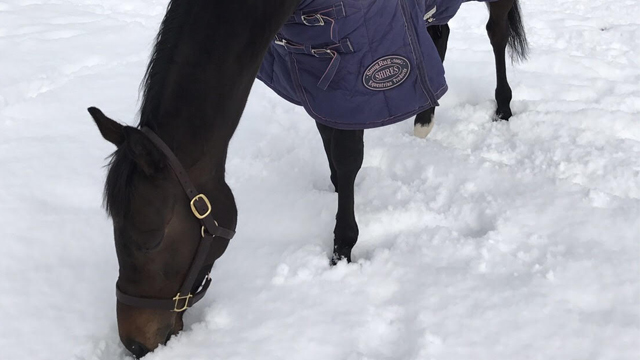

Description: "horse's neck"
144 0 299 170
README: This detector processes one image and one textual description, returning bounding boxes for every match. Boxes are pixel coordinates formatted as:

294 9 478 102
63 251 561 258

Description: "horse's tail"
507 0 529 63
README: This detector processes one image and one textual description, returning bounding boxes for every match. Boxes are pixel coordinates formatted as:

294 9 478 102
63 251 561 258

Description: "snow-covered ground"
1 0 639 359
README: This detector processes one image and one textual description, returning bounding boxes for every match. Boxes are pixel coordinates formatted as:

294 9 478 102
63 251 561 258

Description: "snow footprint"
270 245 334 285
354 305 407 359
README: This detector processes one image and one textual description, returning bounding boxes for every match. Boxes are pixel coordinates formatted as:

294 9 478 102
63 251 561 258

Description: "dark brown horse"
88 0 527 357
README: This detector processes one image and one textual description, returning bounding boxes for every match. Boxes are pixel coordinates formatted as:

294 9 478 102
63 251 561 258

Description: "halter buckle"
190 194 212 219
201 220 219 238
172 292 193 312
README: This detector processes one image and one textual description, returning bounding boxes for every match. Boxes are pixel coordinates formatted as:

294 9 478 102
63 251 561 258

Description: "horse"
414 0 528 138
88 0 528 357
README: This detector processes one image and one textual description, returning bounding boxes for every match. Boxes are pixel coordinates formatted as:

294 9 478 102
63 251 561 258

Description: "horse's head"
88 107 233 357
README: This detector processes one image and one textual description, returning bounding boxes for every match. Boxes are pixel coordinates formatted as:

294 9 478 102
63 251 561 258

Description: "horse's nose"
123 339 150 358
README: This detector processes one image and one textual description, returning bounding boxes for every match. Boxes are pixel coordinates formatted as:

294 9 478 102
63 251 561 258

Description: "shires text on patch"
363 56 411 91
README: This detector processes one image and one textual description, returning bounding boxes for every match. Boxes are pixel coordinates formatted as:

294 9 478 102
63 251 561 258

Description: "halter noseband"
115 127 235 312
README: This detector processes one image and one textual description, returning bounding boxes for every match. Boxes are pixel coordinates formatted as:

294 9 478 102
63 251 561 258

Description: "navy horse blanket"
257 0 492 130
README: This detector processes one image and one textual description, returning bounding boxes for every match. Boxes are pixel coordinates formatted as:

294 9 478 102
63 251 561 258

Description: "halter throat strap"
115 127 235 312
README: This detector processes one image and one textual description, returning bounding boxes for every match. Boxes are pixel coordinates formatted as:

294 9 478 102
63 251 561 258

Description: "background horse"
414 0 528 138
88 0 527 357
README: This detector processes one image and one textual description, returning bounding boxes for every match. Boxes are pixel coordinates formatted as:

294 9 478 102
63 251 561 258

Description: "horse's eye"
132 228 165 252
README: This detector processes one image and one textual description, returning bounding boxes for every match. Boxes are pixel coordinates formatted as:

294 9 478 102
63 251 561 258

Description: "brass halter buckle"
172 292 193 312
190 194 212 219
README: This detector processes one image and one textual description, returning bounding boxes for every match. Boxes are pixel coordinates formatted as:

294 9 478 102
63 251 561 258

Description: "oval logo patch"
363 55 411 91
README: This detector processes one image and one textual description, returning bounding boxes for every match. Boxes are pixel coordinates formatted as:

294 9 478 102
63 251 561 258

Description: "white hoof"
414 121 435 139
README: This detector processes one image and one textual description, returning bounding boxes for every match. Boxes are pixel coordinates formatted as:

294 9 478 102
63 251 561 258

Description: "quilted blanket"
257 0 494 129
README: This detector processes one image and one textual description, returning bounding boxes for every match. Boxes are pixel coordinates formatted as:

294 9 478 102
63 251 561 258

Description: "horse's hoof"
494 109 512 121
330 251 352 266
414 121 435 138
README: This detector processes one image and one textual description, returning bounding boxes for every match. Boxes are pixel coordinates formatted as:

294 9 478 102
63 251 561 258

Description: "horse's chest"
257 0 491 130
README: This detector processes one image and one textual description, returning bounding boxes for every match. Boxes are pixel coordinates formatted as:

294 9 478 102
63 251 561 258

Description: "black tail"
507 0 529 63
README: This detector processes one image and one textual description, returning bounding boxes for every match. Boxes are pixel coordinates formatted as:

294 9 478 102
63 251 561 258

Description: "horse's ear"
122 127 166 177
88 107 125 146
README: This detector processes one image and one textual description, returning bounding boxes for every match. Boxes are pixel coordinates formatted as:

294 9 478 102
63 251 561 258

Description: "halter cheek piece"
115 127 235 312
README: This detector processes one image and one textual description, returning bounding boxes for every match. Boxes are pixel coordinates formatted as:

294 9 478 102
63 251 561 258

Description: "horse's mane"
139 0 194 128
105 0 194 218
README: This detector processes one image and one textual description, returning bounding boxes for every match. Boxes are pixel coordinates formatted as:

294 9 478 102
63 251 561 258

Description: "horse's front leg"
415 24 450 138
315 122 364 264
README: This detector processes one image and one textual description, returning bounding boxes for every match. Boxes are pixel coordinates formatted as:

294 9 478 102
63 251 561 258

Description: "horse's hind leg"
488 0 514 120
415 24 450 138
316 122 339 192
315 122 364 264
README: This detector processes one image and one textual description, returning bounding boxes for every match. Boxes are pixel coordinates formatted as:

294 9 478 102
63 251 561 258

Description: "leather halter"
115 127 235 312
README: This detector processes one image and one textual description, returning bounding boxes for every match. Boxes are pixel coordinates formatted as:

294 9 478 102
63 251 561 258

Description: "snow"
1 0 639 359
